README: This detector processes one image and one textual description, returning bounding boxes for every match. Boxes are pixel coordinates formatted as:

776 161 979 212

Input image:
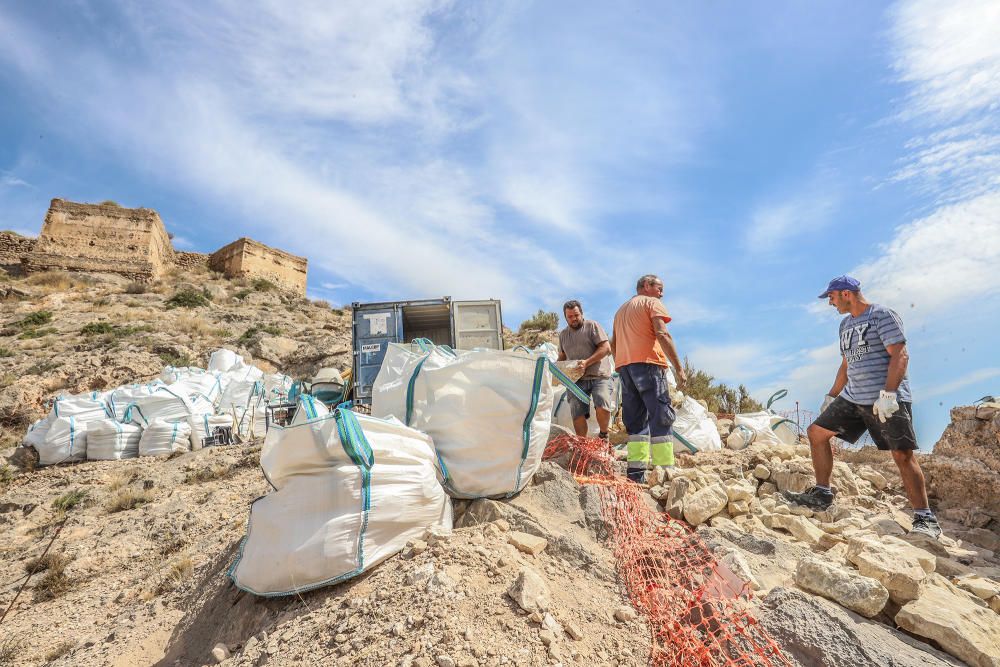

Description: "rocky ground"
1 266 999 666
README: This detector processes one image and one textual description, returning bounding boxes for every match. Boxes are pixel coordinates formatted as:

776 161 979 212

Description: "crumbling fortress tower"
5 198 308 294
25 199 173 281
209 237 307 295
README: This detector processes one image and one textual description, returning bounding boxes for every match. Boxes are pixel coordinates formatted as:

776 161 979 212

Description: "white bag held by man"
87 419 142 460
139 418 192 456
37 417 88 465
230 407 452 597
371 340 590 498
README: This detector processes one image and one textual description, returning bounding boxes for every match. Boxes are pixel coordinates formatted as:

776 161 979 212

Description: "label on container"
361 343 381 354
363 313 389 335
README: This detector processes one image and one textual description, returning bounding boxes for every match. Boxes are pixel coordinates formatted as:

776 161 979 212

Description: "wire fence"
543 435 792 666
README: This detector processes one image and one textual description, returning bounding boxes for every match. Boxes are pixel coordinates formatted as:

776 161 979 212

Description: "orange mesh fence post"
543 435 792 666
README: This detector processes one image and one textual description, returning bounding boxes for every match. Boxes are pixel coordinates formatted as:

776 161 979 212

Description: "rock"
251 335 300 364
211 643 231 663
727 500 750 516
794 556 888 617
758 587 967 667
683 484 728 526
648 485 668 501
990 596 1000 615
758 481 778 497
895 579 1000 667
614 606 637 623
435 655 456 667
563 621 584 640
953 574 1000 601
538 629 556 646
408 539 428 555
724 479 756 503
579 485 611 541
455 498 508 528
869 513 908 537
407 563 435 587
753 464 771 480
719 549 760 590
765 513 825 546
647 465 667 487
955 528 1000 553
507 568 550 612
846 535 935 604
508 531 547 555
858 468 888 490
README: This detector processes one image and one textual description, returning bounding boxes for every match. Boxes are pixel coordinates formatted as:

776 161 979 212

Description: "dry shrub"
106 486 155 513
25 271 72 290
838 446 886 466
183 464 230 485
51 488 90 514
124 281 147 294
24 551 70 575
106 470 135 492
0 637 23 665
176 314 213 337
44 640 75 662
33 553 74 602
145 555 194 599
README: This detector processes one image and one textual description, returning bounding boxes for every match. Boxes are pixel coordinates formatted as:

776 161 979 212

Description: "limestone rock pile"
647 443 1000 666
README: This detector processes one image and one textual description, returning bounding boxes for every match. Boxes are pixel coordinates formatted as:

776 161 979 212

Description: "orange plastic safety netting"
543 434 792 667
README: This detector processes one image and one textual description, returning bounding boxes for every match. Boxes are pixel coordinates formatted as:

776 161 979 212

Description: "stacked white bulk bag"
87 420 142 460
371 341 590 498
671 396 723 454
38 417 88 465
230 408 451 596
49 394 111 422
160 366 207 384
189 413 235 449
23 418 51 448
139 418 192 456
171 372 224 406
124 386 194 427
107 382 164 421
208 348 243 373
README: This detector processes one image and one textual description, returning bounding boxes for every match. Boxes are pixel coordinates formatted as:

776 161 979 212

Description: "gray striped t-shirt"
838 304 911 405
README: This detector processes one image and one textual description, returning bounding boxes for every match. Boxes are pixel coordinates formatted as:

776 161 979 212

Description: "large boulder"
682 483 728 526
794 556 888 618
846 535 935 604
895 577 1000 667
764 513 826 546
758 587 964 667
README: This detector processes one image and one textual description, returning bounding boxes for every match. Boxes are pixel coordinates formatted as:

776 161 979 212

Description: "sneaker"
782 486 836 511
910 515 943 540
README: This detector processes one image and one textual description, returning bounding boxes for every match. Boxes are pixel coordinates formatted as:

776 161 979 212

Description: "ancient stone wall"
208 237 307 295
0 231 35 267
173 251 210 271
25 199 174 281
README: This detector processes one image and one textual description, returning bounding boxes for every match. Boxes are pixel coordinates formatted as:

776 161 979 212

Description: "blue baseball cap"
818 275 860 298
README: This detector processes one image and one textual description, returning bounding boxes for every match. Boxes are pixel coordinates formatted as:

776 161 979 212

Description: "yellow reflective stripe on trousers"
650 439 674 466
626 439 650 465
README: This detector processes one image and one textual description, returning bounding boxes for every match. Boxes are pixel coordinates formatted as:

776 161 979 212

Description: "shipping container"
351 297 504 403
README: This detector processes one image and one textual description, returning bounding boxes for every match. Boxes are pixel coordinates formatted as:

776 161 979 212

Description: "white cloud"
170 235 193 250
320 282 347 291
851 192 1000 316
919 367 1000 399
687 342 772 384
745 172 839 253
1 173 30 188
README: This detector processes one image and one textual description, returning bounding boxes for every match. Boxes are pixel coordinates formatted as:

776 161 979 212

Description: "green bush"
165 289 210 309
19 327 57 339
237 324 282 344
0 347 12 358
681 358 763 415
251 278 278 292
18 310 53 328
518 309 559 333
124 282 147 294
81 322 115 336
233 288 252 301
158 351 194 367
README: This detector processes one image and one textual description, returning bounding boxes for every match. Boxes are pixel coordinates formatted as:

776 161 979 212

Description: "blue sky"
1 1 998 446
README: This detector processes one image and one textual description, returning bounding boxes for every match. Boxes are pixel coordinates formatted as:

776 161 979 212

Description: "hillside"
1 266 999 667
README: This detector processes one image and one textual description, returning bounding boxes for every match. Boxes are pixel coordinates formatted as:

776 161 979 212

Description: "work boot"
910 515 943 540
783 485 835 511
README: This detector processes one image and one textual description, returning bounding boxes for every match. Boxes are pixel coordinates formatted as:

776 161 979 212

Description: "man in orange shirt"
610 274 687 483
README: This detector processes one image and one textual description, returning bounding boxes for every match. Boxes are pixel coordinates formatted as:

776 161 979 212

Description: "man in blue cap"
784 275 942 539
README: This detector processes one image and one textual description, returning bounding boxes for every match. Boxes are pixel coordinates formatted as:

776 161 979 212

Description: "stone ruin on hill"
0 198 307 294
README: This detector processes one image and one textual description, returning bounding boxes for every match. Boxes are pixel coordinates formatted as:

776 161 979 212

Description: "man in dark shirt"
557 300 613 440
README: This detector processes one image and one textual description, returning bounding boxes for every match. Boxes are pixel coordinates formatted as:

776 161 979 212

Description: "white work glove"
873 390 899 423
820 395 835 413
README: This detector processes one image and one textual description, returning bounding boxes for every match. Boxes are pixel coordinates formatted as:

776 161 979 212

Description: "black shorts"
813 396 917 451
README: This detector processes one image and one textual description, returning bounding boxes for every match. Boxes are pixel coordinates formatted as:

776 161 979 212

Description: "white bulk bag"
38 417 88 465
733 412 798 448
189 414 235 449
171 372 224 405
139 418 192 456
87 419 142 460
208 348 243 373
371 341 589 498
49 394 111 423
231 408 452 596
107 383 164 421
23 418 51 448
263 373 294 402
726 425 756 450
124 387 194 427
160 366 207 384
672 396 723 454
290 394 329 426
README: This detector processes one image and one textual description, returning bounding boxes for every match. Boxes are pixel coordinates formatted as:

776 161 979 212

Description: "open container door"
352 303 402 404
452 300 503 351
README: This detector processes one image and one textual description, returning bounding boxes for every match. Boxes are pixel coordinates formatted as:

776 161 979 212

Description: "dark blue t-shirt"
838 304 911 405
